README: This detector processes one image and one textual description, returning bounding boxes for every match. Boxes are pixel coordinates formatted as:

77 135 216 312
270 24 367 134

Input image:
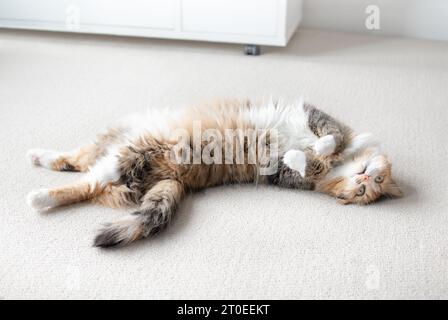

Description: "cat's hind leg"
93 184 136 209
26 181 97 211
26 183 135 211
93 179 185 248
27 144 103 172
27 127 124 172
27 152 122 211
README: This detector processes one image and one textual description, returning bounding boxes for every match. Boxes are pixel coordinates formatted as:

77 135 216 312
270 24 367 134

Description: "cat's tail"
93 179 184 248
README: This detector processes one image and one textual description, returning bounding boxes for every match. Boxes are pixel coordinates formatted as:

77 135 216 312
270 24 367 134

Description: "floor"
0 28 447 299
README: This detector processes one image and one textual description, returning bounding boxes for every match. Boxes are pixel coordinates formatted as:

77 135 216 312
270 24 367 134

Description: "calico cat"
26 99 402 247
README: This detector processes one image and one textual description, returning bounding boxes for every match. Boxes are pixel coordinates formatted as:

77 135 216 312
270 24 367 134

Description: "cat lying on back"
26 99 402 248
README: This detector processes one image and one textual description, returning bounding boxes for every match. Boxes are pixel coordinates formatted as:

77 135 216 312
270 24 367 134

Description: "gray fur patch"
304 103 347 153
268 159 315 190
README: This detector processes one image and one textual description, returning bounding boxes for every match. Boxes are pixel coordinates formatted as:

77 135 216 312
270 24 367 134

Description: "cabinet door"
79 0 175 29
0 0 67 22
0 0 175 30
182 0 279 36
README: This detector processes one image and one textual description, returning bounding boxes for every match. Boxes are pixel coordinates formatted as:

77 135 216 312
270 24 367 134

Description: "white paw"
27 149 45 166
26 189 57 211
27 149 59 168
283 149 306 178
314 135 336 156
343 132 379 157
351 132 374 150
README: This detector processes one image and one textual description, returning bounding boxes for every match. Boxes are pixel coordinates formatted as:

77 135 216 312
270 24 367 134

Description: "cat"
26 99 402 248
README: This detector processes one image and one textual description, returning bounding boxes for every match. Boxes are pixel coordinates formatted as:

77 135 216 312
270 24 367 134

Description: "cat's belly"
178 163 257 190
278 132 318 157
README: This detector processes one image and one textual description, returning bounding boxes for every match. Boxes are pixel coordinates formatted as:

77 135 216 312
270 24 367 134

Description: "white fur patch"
314 135 336 156
365 155 386 176
85 151 120 188
243 97 317 153
26 189 57 211
283 149 307 178
343 132 379 158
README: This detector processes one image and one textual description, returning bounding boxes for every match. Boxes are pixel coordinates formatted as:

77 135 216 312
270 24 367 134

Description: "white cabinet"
182 0 278 36
79 0 176 30
0 0 68 22
0 0 302 48
0 0 176 29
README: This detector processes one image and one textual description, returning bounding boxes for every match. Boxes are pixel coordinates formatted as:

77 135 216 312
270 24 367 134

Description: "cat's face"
321 150 402 205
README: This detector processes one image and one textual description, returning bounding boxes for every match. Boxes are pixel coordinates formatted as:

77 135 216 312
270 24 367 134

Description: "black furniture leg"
244 44 261 56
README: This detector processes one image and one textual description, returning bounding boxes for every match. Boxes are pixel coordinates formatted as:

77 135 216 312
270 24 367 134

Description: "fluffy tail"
93 179 184 248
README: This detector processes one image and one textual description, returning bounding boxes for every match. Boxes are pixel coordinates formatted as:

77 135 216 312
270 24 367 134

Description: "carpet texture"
0 28 447 299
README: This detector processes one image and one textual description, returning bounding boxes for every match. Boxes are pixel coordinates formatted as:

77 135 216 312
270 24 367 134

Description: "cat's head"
319 149 402 205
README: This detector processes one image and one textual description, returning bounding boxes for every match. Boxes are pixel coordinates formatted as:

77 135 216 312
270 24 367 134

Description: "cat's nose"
355 174 370 184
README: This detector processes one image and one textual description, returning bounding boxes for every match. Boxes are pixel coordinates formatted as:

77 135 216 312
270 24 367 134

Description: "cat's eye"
356 185 366 197
374 176 384 184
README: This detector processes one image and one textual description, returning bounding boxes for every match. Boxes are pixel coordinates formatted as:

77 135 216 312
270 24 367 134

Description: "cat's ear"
384 179 403 198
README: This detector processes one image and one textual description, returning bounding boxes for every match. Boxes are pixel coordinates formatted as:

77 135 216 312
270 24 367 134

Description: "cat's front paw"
314 135 336 156
27 149 45 166
27 148 59 169
283 149 306 178
26 189 56 211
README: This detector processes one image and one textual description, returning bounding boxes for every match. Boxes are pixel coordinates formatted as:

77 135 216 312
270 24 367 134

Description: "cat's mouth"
356 163 368 175
353 163 370 184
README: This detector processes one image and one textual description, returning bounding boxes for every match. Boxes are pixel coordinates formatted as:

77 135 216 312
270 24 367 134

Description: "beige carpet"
0 28 447 299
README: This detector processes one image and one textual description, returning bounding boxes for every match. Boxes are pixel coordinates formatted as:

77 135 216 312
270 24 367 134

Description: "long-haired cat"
26 99 402 247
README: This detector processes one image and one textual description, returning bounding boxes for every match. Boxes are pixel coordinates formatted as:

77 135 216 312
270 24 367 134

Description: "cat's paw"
27 149 58 169
27 149 45 166
314 135 336 156
26 189 56 211
343 132 378 157
283 149 307 178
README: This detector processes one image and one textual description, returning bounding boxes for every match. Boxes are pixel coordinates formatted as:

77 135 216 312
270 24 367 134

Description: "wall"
302 0 448 41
